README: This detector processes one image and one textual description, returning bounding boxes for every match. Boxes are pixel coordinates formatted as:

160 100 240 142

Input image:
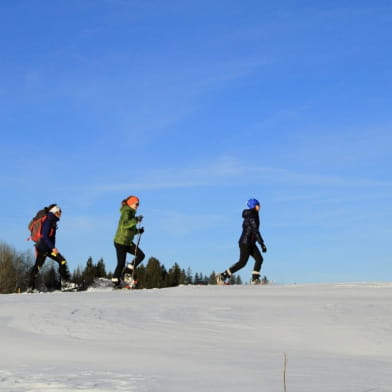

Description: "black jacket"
36 212 59 251
238 209 265 246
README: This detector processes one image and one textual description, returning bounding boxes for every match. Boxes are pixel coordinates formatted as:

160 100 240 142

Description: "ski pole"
120 223 143 282
130 226 143 281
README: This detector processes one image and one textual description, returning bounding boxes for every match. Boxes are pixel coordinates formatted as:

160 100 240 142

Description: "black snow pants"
29 248 68 289
113 241 145 280
228 243 263 275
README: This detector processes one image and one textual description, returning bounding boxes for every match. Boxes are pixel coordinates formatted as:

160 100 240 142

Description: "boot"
111 277 123 289
251 272 261 285
216 270 230 285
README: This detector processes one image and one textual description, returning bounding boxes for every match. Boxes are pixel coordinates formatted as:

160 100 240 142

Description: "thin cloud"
83 156 392 198
251 167 392 187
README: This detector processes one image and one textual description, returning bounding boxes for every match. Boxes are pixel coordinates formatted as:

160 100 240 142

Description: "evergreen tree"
72 266 84 287
181 268 187 284
166 263 184 287
262 275 269 285
185 267 193 285
160 264 168 288
229 274 236 285
209 272 217 285
43 264 59 291
144 257 164 289
194 272 200 285
95 258 106 278
194 272 208 285
82 257 96 287
134 264 146 287
63 262 71 282
134 259 168 289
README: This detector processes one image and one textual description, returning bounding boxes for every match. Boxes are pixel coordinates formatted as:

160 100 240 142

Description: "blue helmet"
247 198 260 209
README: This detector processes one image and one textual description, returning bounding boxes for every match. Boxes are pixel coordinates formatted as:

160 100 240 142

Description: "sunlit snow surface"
1 282 391 391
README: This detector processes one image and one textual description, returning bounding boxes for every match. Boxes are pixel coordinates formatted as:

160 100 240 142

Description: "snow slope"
0 283 391 392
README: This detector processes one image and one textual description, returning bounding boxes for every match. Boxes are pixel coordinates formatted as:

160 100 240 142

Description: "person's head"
247 198 260 211
49 205 62 218
122 195 140 210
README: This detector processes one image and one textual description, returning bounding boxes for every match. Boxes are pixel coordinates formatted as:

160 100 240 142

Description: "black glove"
137 227 144 234
136 215 144 223
261 244 267 253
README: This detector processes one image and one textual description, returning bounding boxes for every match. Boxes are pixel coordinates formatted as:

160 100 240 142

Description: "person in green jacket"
112 195 145 288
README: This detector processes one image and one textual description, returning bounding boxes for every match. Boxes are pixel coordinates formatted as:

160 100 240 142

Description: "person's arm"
40 217 56 250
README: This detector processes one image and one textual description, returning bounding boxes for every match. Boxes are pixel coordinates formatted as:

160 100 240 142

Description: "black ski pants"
29 248 68 288
113 241 145 280
228 243 263 275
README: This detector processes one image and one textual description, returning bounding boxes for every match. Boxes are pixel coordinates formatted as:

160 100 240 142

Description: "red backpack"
27 204 56 242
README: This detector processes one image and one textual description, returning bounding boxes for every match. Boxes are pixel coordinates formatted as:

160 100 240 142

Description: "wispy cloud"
83 156 392 197
252 167 392 187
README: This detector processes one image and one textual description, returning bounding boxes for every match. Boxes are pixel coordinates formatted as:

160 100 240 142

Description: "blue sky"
1 0 391 284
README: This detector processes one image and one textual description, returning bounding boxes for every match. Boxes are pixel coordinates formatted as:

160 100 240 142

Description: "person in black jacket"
217 198 267 285
28 205 72 291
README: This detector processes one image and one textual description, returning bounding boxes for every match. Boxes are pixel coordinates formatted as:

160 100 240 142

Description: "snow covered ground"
0 282 391 392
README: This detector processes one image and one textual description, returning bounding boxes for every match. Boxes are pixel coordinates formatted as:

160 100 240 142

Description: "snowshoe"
216 274 226 286
113 279 138 290
123 273 134 284
112 282 123 290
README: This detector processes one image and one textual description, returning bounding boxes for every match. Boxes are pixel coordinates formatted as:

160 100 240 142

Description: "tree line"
0 241 269 294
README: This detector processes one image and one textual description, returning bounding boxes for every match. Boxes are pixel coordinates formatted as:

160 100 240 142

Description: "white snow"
1 282 391 392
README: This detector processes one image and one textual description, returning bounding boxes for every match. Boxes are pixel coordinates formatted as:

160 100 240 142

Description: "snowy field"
0 282 391 392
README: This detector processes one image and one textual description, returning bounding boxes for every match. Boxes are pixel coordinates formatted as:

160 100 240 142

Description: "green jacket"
114 205 138 245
